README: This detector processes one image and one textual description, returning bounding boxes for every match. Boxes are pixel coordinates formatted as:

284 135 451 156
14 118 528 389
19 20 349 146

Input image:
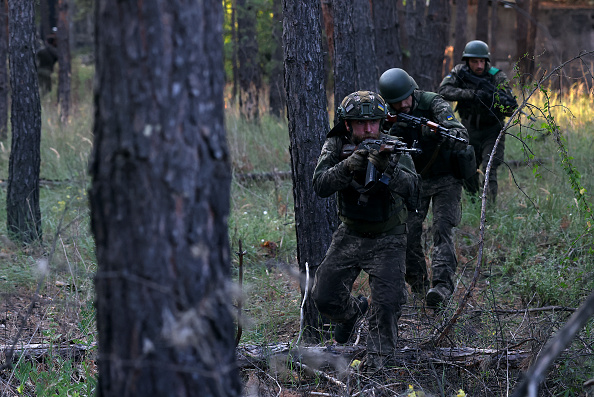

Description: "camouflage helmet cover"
462 40 491 61
336 90 387 121
378 68 418 104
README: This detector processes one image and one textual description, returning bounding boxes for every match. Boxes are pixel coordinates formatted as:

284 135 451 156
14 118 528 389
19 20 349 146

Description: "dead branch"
234 171 291 182
470 306 576 315
511 289 594 397
1 342 96 362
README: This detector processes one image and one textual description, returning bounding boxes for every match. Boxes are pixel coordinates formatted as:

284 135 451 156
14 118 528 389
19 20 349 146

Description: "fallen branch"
234 171 291 182
1 342 97 362
470 306 576 315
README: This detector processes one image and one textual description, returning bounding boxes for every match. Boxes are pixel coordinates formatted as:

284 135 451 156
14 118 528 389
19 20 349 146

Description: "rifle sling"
419 143 443 177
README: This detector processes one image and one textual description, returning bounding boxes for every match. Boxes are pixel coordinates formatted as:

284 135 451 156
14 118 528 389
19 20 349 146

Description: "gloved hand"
475 90 493 107
421 125 444 142
368 149 391 172
344 148 368 173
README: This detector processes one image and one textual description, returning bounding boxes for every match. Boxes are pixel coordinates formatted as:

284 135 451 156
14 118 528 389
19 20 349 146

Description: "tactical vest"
456 66 502 125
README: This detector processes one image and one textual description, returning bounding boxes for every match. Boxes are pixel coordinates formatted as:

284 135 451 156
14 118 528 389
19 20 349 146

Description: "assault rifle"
387 112 468 144
458 68 518 113
341 137 422 191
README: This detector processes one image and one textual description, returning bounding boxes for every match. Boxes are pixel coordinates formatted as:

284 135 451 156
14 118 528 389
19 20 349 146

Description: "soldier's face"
389 96 413 114
468 58 486 75
346 119 381 144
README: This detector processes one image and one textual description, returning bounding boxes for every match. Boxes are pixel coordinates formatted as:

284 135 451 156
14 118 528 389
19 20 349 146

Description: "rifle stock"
387 113 468 144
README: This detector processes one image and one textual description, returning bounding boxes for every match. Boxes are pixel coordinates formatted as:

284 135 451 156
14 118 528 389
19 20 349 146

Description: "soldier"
312 91 420 371
36 33 58 95
439 40 518 203
379 68 469 308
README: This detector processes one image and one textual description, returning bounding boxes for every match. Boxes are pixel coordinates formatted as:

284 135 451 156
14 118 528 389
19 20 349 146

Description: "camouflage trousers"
312 223 407 357
406 174 462 293
463 122 506 203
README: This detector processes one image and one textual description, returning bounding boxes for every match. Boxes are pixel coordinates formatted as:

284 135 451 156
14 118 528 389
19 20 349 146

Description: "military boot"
426 284 452 308
334 295 369 344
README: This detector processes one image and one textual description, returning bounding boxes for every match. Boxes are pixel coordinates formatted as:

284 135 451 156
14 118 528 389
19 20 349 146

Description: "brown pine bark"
0 0 8 141
453 0 468 65
6 0 42 244
475 0 489 42
372 0 403 74
284 0 338 343
57 0 70 122
91 1 240 395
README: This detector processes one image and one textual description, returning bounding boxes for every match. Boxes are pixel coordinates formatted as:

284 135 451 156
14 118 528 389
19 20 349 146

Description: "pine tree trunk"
404 0 450 91
475 0 489 42
6 0 42 244
91 1 241 395
453 0 468 65
372 0 403 75
237 0 260 120
284 0 337 343
516 0 529 84
332 0 356 109
0 0 8 141
268 0 285 118
57 0 70 122
489 0 498 62
352 0 377 92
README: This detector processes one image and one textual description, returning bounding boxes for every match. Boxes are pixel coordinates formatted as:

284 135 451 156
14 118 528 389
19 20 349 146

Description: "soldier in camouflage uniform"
439 40 518 203
312 91 420 370
379 68 469 308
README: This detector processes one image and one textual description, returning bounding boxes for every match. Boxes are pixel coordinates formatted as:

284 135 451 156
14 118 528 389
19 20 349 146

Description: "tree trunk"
516 0 529 84
231 0 238 102
6 0 42 244
404 0 450 91
284 0 338 343
237 0 260 120
453 0 468 65
526 0 540 79
331 0 355 111
56 0 70 122
489 0 498 62
475 0 489 42
268 0 285 118
0 0 8 141
91 1 241 396
372 0 403 75
352 0 377 92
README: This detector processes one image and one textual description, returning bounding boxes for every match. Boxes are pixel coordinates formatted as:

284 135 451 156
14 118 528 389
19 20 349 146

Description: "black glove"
368 149 391 172
475 90 493 107
344 148 368 173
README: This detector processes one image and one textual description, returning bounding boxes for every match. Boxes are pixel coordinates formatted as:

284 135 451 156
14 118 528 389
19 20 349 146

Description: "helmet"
336 91 387 121
462 40 490 61
378 68 418 103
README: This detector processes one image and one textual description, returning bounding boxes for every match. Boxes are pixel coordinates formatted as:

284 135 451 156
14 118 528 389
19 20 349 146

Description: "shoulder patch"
446 115 454 121
488 67 500 76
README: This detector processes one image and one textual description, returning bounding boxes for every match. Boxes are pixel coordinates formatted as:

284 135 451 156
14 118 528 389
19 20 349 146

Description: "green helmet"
378 68 418 103
462 40 490 61
336 91 387 121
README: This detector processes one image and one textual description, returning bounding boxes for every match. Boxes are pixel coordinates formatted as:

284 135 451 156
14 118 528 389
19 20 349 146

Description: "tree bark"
489 0 498 62
237 0 260 120
453 0 468 65
403 0 450 91
0 0 8 141
91 1 241 396
57 0 70 122
516 0 529 84
6 0 42 244
284 0 337 343
352 0 377 92
231 0 238 102
475 0 489 42
372 0 403 75
268 0 285 118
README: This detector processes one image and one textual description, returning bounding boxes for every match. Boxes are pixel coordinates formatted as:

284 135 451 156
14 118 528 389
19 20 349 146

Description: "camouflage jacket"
388 90 468 179
312 133 420 233
439 63 516 126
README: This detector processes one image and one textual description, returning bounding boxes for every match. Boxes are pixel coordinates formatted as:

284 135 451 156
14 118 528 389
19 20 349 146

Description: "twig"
235 240 246 347
292 360 347 390
470 306 576 315
296 262 309 346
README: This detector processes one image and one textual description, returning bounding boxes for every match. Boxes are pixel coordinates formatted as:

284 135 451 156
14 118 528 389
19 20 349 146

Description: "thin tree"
0 0 8 141
268 0 285 118
284 0 337 343
56 0 70 122
372 0 403 75
90 1 241 395
475 0 489 42
403 0 450 91
453 0 468 65
237 0 260 120
6 0 42 244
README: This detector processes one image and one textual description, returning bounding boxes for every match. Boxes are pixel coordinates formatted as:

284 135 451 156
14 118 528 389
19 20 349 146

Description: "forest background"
0 0 593 396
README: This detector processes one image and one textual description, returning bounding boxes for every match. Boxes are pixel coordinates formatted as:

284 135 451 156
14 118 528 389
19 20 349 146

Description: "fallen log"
0 342 96 362
237 343 531 371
